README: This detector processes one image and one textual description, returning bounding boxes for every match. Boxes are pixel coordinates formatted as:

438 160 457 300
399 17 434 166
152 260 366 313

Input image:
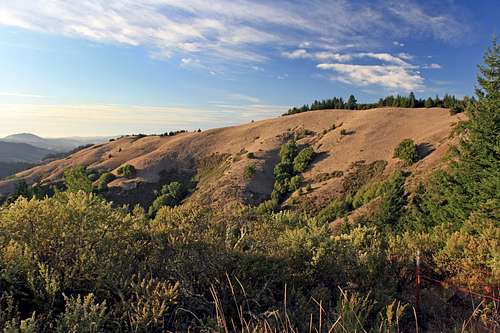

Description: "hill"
0 141 54 164
2 133 111 152
0 107 464 211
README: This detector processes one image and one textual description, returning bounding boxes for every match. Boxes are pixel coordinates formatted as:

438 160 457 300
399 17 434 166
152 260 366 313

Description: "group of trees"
283 92 468 115
271 140 315 202
0 39 498 332
148 181 187 217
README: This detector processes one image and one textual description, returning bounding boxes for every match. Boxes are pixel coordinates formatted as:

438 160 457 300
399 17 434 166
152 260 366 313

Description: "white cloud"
423 63 442 69
355 52 413 67
393 41 405 47
282 49 352 62
317 63 423 91
0 0 465 66
282 49 310 59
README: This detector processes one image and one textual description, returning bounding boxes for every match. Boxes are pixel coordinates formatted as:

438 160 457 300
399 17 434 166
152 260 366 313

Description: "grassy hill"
0 107 462 211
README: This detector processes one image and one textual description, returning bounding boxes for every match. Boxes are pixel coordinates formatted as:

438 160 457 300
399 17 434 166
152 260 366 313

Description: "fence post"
416 249 422 328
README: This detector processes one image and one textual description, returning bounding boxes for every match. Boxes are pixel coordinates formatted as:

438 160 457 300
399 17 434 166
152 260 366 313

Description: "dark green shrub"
246 152 255 159
116 164 136 178
340 129 348 135
148 181 186 217
97 172 116 191
293 147 315 173
393 139 418 165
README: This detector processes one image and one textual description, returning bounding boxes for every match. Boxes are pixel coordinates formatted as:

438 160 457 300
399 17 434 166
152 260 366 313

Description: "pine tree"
424 97 434 108
427 37 499 225
346 95 357 110
409 92 416 108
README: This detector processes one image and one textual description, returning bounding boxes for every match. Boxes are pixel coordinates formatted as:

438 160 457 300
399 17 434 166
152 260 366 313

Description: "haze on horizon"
0 0 498 137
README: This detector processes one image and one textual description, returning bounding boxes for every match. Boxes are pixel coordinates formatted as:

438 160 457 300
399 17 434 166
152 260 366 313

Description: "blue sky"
0 0 498 137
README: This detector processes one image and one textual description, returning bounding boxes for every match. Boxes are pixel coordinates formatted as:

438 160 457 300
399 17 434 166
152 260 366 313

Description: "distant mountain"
0 141 54 163
2 133 111 152
0 161 35 179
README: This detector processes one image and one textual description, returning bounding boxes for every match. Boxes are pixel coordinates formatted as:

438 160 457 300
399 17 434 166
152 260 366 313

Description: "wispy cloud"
0 0 466 92
0 1 465 63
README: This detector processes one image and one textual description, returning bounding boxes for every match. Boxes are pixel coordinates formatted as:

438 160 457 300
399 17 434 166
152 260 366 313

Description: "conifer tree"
427 37 499 225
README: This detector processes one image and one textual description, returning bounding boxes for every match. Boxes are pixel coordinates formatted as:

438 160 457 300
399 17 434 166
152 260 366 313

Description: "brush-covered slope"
0 108 463 208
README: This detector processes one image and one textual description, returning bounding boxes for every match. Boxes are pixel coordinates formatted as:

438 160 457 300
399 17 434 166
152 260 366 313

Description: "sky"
0 0 498 137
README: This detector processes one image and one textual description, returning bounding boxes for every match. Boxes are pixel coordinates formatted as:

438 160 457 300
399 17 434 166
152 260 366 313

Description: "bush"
393 139 418 165
293 147 315 173
117 164 136 178
64 166 93 193
243 164 256 180
246 152 255 159
340 129 348 135
97 172 116 191
148 181 186 216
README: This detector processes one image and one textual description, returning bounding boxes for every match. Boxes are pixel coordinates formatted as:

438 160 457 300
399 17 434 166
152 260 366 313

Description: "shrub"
117 164 136 178
340 129 348 135
243 165 256 180
97 172 116 191
148 181 186 217
246 152 255 159
293 147 315 173
393 139 418 165
56 294 108 333
63 166 93 193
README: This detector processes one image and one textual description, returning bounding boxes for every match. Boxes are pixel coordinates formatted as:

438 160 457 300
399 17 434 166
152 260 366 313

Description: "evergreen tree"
427 37 499 225
424 97 434 108
409 92 416 108
346 95 357 110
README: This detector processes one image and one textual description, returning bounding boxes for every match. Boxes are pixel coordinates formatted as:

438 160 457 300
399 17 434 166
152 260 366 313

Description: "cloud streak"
0 0 465 92
0 1 465 63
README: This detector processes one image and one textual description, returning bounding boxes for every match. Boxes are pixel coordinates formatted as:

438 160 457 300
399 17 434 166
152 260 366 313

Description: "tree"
424 97 434 108
393 139 418 165
428 37 499 225
409 92 416 108
64 166 93 193
346 95 357 110
374 171 407 229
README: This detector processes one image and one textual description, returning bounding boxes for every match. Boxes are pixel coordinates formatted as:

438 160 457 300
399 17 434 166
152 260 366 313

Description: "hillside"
0 141 54 163
2 133 111 152
0 107 463 210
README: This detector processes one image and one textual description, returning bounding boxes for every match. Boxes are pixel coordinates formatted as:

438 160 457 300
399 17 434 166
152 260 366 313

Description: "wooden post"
416 249 421 328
